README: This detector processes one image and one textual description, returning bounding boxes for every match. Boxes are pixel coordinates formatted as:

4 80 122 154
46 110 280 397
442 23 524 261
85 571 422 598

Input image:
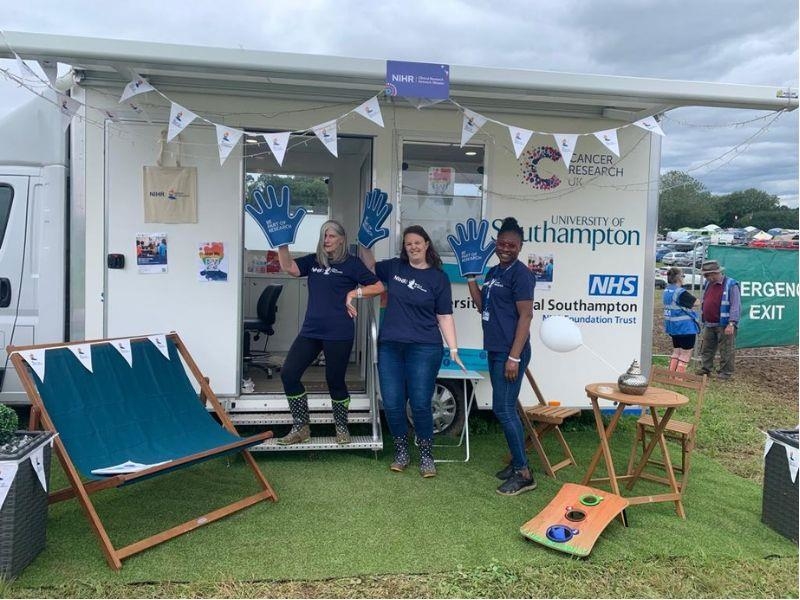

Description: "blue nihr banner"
385 60 450 99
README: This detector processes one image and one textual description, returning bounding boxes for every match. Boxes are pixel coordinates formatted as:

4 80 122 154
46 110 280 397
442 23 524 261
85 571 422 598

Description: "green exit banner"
706 246 799 348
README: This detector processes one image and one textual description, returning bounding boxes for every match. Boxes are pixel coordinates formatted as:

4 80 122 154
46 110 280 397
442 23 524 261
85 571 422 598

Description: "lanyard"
484 261 516 311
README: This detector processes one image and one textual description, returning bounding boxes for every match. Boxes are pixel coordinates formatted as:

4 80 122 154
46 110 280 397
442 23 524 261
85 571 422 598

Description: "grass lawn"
4 372 798 598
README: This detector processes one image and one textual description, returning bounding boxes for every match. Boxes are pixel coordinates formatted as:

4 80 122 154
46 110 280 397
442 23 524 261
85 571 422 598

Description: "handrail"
365 299 381 443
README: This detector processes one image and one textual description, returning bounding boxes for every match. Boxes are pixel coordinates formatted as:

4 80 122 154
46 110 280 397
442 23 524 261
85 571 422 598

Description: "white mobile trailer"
0 32 795 437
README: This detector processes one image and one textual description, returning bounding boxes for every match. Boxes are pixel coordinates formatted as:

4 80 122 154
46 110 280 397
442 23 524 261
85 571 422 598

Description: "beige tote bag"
143 132 198 223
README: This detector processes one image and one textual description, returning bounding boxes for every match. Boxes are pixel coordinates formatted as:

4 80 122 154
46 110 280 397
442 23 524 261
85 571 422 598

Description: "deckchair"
8 332 277 570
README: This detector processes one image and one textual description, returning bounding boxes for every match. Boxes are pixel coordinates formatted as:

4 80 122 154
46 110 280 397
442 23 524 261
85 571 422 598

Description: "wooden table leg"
582 398 624 499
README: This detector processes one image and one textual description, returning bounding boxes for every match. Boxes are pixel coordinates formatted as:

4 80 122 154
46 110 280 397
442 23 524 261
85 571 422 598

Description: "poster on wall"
528 253 555 292
197 241 229 282
428 167 455 196
137 233 168 274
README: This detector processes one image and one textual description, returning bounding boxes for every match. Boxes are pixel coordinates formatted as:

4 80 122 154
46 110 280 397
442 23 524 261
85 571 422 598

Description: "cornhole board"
520 483 628 557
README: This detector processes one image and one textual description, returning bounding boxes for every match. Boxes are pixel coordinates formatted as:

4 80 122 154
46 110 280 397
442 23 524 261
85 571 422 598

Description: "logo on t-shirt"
311 266 344 276
484 278 505 290
393 274 428 293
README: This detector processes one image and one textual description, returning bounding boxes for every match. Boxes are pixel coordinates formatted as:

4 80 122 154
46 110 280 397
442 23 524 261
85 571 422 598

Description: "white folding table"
432 369 484 463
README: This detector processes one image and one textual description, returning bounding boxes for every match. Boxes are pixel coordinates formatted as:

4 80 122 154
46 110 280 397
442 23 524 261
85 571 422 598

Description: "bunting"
553 133 579 168
167 103 197 142
119 76 156 103
30 444 48 491
112 338 134 367
353 96 385 128
263 132 291 166
37 60 58 86
508 126 534 159
57 93 81 132
312 119 339 157
148 334 171 360
0 463 18 511
461 109 487 147
215 125 244 165
593 128 620 157
633 116 665 136
67 343 93 373
21 348 46 382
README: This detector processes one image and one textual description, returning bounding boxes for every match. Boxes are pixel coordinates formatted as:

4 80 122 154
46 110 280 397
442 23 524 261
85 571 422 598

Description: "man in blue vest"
698 260 741 380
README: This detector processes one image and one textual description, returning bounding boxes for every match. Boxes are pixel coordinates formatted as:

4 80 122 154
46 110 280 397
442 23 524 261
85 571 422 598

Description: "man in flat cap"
698 260 741 380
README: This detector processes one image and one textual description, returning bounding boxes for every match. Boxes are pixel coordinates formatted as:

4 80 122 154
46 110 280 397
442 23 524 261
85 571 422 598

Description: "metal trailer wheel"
406 379 466 437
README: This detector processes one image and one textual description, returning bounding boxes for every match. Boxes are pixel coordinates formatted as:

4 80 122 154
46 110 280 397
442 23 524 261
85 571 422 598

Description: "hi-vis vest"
663 285 700 335
701 276 738 326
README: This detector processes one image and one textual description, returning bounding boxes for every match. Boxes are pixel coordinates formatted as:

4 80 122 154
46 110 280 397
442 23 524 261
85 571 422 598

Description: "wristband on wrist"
507 356 521 363
466 275 476 281
356 287 363 299
449 347 458 353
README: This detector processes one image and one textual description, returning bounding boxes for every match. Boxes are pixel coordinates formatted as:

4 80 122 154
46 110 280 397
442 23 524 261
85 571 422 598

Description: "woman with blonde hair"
663 267 700 372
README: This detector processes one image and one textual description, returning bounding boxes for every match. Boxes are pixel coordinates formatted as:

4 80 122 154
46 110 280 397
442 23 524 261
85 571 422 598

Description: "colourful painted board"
519 483 628 557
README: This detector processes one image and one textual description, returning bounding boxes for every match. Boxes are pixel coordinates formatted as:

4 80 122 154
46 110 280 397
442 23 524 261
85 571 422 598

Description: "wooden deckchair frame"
8 332 278 571
513 368 580 478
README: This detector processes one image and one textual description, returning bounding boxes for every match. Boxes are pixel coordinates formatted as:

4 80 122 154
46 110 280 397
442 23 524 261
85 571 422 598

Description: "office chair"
242 284 283 380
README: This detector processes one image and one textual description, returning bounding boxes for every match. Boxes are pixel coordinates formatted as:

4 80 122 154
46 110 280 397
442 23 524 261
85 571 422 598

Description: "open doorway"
240 134 374 397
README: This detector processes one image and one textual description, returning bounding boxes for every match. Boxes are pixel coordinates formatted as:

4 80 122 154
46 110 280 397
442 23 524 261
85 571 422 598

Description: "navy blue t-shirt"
480 260 536 352
375 258 453 345
295 254 379 340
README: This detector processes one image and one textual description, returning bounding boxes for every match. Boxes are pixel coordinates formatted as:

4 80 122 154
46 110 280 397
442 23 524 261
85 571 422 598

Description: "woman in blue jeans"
361 226 464 477
466 217 537 495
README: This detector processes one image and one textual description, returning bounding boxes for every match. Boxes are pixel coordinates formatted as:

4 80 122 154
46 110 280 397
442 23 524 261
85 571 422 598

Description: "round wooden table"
581 383 690 519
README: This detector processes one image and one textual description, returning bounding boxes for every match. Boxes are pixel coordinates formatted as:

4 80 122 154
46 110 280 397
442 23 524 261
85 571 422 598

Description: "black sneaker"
496 471 537 496
495 464 515 480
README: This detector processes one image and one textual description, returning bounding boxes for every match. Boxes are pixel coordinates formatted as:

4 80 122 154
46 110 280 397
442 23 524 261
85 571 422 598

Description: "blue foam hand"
245 185 307 248
447 218 496 277
358 188 393 248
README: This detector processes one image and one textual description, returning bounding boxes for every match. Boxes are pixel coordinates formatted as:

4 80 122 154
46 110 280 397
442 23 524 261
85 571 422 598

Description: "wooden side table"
582 383 690 519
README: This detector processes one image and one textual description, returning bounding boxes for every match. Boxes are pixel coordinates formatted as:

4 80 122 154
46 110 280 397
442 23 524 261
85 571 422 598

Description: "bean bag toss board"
519 483 628 557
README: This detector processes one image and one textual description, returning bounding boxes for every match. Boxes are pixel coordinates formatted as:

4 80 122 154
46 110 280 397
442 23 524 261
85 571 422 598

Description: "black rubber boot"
418 438 437 478
390 435 410 472
277 393 311 445
332 397 351 445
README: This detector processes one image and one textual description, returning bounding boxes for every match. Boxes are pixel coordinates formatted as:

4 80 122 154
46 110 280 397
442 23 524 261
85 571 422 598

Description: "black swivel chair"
242 284 283 379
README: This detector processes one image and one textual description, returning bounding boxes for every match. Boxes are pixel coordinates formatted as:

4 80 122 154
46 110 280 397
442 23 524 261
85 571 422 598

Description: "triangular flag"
215 124 244 165
785 444 799 483
593 128 620 157
119 76 155 103
263 131 291 166
632 116 665 136
37 60 58 86
126 101 151 123
148 334 170 360
0 463 18 511
553 133 579 168
67 343 93 373
461 109 487 147
111 338 134 367
57 94 81 132
29 444 47 491
353 96 384 128
167 103 197 142
312 120 338 157
21 349 46 382
14 54 39 82
508 126 533 159
102 108 121 123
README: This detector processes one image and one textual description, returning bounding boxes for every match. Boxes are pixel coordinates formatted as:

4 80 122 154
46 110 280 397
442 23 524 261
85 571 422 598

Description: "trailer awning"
2 31 797 120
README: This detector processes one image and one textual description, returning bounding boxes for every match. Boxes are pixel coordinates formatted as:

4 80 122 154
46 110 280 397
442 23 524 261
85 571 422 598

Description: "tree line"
658 171 798 232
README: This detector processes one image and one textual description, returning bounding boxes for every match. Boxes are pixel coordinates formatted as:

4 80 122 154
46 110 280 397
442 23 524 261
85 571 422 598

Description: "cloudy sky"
1 0 798 206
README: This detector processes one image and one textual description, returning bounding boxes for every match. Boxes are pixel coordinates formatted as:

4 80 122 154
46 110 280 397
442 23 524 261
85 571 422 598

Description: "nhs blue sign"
588 274 639 297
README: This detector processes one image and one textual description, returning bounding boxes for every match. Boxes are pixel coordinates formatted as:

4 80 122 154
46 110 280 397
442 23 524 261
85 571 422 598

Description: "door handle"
0 278 10 308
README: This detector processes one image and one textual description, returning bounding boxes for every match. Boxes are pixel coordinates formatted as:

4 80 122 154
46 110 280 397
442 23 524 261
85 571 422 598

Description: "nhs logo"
588 274 639 296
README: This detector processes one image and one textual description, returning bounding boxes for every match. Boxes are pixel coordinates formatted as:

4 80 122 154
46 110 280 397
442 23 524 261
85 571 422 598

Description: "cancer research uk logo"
520 146 562 190
588 274 639 297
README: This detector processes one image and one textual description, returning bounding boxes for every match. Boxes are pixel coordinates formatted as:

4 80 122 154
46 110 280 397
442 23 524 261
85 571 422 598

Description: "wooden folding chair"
625 365 708 493
9 332 278 570
514 368 580 478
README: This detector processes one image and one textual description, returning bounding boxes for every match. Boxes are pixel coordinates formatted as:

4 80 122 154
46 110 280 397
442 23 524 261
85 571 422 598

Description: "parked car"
660 251 687 265
654 267 702 289
655 246 677 261
675 255 704 268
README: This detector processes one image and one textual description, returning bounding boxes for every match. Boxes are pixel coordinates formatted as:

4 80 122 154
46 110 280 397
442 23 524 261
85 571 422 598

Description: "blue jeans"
488 345 532 470
378 341 442 439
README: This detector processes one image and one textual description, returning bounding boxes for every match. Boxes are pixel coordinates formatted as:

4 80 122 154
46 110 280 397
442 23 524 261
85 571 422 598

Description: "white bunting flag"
67 343 93 373
167 103 197 142
633 116 665 136
461 110 487 147
119 76 155 103
0 463 18 510
593 128 620 157
263 132 291 166
553 134 579 168
38 60 58 86
126 101 151 123
57 94 81 132
353 96 385 128
508 126 534 159
102 108 121 123
30 445 48 491
215 125 244 165
111 338 134 367
21 349 46 382
787 444 799 483
148 334 170 360
14 54 39 82
312 120 339 157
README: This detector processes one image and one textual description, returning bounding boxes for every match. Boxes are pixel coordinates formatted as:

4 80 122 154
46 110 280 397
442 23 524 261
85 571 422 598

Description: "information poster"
136 233 168 274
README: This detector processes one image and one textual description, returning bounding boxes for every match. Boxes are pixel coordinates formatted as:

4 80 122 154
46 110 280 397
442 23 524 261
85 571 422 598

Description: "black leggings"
280 335 353 401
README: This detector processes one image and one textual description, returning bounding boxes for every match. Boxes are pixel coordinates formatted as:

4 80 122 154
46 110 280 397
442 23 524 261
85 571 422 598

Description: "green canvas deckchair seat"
9 332 277 571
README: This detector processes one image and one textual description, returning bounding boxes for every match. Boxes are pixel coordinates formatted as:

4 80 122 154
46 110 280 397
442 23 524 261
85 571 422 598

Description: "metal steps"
251 434 383 452
230 411 374 426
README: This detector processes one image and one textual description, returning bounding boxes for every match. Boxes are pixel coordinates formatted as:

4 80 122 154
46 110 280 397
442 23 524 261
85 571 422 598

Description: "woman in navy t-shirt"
276 220 384 445
465 217 537 496
361 226 464 477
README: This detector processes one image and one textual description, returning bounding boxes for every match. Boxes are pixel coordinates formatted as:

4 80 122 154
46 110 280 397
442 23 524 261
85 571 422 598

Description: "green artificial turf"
12 423 797 588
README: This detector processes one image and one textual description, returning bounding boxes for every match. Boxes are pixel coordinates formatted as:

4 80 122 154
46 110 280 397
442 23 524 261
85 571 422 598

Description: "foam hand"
358 188 393 248
245 185 307 248
447 218 496 277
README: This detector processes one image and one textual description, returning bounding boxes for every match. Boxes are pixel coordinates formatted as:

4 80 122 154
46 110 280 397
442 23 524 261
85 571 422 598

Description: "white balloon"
540 316 583 353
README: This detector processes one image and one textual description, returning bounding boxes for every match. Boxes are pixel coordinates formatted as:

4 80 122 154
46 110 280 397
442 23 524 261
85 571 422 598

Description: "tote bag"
143 132 198 223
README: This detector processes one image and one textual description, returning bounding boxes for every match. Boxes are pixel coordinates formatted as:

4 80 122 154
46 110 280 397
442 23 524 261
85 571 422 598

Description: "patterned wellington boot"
418 438 437 478
332 397 351 445
390 434 410 472
277 393 311 445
